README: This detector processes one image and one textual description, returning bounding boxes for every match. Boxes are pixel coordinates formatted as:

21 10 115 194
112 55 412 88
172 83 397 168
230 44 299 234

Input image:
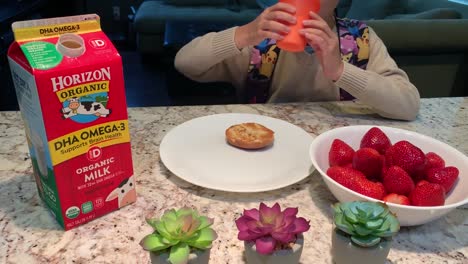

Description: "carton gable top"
12 14 101 42
9 14 118 72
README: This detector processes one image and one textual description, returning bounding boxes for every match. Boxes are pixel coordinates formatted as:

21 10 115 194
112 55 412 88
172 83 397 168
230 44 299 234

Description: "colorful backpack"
245 18 370 103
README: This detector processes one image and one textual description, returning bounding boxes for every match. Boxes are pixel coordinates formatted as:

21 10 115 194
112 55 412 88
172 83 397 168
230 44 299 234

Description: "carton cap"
56 33 86 58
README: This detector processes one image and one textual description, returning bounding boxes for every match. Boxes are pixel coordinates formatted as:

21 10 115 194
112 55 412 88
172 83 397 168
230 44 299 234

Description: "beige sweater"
175 27 420 121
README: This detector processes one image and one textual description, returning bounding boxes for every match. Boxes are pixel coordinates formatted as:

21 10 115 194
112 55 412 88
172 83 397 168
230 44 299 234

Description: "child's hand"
235 3 296 49
299 12 344 82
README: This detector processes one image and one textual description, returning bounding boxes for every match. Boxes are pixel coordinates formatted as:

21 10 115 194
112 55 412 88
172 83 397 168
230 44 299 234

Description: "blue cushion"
346 0 407 20
163 0 226 6
255 0 277 9
337 0 352 17
386 8 462 20
239 0 261 8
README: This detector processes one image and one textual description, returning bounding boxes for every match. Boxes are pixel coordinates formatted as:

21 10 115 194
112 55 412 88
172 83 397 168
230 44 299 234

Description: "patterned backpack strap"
337 18 370 101
245 39 280 103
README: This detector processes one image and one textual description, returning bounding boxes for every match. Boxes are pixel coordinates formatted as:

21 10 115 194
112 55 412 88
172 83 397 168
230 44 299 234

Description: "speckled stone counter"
1 98 467 264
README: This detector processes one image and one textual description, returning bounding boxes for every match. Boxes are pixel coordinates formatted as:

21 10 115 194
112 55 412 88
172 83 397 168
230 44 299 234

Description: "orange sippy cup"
277 0 320 52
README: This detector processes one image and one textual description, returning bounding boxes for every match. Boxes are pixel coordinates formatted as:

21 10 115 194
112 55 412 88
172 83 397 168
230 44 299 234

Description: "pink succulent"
235 203 310 255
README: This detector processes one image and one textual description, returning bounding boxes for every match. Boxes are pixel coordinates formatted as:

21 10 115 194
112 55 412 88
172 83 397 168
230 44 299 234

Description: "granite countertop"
1 98 467 263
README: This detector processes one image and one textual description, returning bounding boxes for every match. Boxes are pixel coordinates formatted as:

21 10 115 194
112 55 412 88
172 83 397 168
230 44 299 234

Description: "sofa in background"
339 0 468 98
134 0 468 99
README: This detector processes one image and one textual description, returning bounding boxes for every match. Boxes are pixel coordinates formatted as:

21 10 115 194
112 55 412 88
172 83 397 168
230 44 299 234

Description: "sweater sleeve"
334 27 420 121
174 27 251 88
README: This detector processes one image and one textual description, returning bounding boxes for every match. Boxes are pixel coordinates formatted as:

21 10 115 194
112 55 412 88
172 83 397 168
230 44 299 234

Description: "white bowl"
309 125 468 226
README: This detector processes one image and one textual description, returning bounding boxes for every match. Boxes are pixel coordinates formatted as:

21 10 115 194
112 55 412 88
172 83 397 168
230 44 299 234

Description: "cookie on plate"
225 123 274 149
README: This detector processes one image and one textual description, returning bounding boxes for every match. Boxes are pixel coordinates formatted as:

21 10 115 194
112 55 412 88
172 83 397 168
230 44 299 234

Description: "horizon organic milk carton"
8 14 136 230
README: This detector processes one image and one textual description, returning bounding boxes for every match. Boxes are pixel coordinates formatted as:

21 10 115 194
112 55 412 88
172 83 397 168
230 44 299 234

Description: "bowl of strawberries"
309 125 468 226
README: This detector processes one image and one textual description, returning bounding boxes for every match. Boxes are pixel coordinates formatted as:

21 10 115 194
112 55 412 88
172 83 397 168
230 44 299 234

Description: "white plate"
159 113 314 192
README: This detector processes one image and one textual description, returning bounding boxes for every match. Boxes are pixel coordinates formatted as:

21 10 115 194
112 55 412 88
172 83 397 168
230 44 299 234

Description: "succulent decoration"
235 203 311 255
140 208 218 264
332 201 400 247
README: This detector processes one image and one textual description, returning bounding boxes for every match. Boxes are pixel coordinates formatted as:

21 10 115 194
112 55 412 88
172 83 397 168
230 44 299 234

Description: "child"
175 0 420 121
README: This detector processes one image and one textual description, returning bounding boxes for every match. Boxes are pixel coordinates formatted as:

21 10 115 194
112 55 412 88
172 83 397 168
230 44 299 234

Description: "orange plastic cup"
277 0 320 52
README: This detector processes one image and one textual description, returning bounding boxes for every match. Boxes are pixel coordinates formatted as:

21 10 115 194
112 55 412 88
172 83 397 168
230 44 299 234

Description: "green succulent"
332 201 400 248
140 208 218 264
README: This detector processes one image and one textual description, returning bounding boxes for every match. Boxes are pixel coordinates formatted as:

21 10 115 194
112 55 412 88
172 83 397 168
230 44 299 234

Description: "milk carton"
8 14 136 230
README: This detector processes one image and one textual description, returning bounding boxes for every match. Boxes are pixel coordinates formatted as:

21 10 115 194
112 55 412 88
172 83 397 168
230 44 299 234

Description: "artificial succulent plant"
235 202 311 255
140 207 217 264
332 201 400 247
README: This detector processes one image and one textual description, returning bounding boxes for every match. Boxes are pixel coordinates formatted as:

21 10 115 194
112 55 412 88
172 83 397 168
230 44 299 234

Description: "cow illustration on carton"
105 176 136 208
61 97 111 119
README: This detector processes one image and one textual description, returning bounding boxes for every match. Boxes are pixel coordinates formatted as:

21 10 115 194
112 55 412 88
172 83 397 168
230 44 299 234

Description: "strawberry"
343 163 354 169
329 139 355 167
380 168 388 181
383 193 410 205
326 166 366 189
425 152 446 170
360 127 392 154
352 181 386 200
384 145 395 166
414 152 446 181
426 166 459 194
416 180 430 187
381 156 388 179
383 166 415 196
409 183 445 206
352 148 383 179
326 167 385 200
385 141 426 178
411 169 427 185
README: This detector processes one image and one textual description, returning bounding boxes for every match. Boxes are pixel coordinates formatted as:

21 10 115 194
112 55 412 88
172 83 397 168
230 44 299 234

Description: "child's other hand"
235 3 296 49
299 11 344 82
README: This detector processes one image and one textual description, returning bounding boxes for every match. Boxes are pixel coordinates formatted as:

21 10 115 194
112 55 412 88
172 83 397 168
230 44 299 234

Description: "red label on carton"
8 14 136 230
